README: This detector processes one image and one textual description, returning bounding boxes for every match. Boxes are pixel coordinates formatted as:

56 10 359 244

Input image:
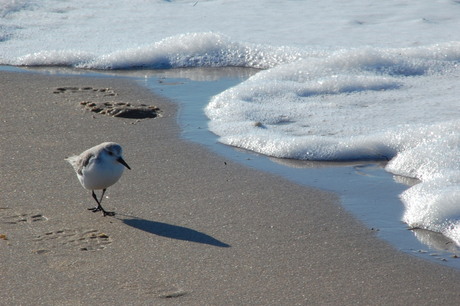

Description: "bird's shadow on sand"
119 216 231 248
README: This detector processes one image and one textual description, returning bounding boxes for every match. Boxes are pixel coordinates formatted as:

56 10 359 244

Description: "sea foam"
9 32 308 70
205 44 460 244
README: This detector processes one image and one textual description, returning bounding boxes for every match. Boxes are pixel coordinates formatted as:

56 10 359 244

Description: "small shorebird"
66 142 131 216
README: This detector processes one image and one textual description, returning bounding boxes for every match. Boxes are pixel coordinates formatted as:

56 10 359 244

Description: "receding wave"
205 42 460 245
9 33 310 70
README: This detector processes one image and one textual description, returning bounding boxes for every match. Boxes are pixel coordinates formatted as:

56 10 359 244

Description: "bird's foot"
88 204 115 216
88 207 102 212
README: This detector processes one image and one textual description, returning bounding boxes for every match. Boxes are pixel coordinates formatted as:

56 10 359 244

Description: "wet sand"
1 70 460 305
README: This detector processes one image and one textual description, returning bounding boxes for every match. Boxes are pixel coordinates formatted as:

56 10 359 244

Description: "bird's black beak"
117 157 131 170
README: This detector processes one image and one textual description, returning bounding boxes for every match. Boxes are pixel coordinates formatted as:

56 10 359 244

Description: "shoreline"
1 70 460 304
130 66 460 266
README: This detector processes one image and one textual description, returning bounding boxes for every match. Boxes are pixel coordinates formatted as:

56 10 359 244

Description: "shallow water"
142 67 460 268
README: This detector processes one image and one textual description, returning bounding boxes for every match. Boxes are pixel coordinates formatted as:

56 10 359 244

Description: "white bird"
66 142 131 216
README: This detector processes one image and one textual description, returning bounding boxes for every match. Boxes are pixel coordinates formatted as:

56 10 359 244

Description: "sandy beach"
1 70 460 305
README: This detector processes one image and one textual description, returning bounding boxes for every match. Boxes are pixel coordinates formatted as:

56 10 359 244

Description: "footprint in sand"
32 228 112 254
0 212 48 225
0 210 48 247
52 86 117 96
52 86 160 119
79 101 160 119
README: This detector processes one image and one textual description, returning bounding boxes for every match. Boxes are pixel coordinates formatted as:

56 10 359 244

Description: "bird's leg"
89 190 102 212
98 188 106 205
89 189 115 216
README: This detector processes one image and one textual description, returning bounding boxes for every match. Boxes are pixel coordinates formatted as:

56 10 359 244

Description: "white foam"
205 46 460 244
5 32 308 69
386 122 460 243
78 33 306 70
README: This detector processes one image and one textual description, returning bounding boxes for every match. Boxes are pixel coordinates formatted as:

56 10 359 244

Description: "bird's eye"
107 151 114 156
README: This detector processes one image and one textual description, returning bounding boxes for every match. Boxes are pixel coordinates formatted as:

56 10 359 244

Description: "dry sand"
1 70 460 305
